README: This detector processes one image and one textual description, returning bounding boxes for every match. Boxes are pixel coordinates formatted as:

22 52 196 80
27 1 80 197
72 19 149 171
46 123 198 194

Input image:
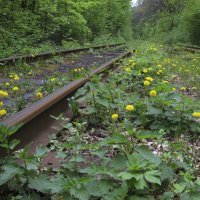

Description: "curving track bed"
0 43 125 120
174 44 200 53
0 43 134 159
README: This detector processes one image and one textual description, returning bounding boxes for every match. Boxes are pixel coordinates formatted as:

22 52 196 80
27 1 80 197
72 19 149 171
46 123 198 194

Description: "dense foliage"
132 0 200 45
1 42 200 199
0 0 132 58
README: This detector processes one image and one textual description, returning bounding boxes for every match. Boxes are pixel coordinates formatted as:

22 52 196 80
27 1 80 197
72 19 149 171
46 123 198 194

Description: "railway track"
0 44 134 160
0 44 126 119
0 43 125 65
175 44 200 53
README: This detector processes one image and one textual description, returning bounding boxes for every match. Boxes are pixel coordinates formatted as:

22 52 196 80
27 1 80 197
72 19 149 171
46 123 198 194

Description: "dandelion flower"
0 90 8 97
51 78 56 82
172 87 176 91
125 105 135 111
192 112 200 118
144 80 150 86
145 77 154 82
143 69 148 73
112 114 119 121
150 90 157 97
125 67 131 72
13 87 19 92
180 87 186 91
0 109 6 116
14 75 20 81
162 80 169 84
36 92 43 99
5 82 10 87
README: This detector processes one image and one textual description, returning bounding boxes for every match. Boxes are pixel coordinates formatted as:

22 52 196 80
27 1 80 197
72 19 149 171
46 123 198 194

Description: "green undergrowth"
0 42 200 199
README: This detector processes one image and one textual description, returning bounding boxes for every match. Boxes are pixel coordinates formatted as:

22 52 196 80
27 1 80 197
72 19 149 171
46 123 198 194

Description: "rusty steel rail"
1 49 133 156
0 43 125 65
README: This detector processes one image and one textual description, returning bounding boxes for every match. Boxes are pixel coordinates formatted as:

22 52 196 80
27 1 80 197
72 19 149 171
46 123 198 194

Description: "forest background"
0 0 200 58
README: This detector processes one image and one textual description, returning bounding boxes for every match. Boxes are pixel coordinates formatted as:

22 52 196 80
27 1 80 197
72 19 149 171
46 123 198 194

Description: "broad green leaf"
190 192 200 200
100 134 128 145
9 139 20 150
79 105 97 115
148 106 162 115
130 195 154 200
29 175 52 193
0 164 23 186
108 154 127 170
117 172 135 180
75 87 88 98
144 170 161 185
96 97 110 108
134 176 147 190
173 183 187 194
35 145 47 157
102 182 128 200
70 186 90 200
136 146 161 164
86 180 114 197
160 164 174 182
21 193 41 200
136 130 159 139
51 175 67 193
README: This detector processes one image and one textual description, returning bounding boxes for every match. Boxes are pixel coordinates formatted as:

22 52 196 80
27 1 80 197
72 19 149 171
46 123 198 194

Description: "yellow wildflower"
172 87 176 91
150 90 157 97
192 87 197 90
125 67 131 72
125 105 135 111
0 90 8 97
51 78 56 82
144 80 150 86
192 112 200 118
162 80 169 84
0 109 6 116
143 69 148 73
180 87 186 91
148 67 153 71
156 71 161 75
5 82 10 87
0 101 3 107
145 77 154 82
14 75 20 81
36 92 43 99
112 114 119 121
13 87 19 92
